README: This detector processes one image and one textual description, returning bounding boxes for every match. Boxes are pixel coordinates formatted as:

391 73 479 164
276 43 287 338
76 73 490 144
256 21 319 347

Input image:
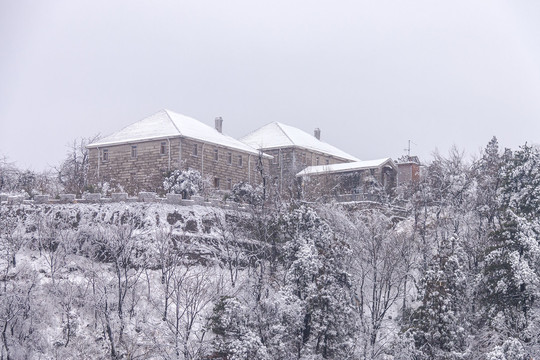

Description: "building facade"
240 122 360 197
296 158 398 201
87 109 405 201
396 155 421 186
87 110 270 195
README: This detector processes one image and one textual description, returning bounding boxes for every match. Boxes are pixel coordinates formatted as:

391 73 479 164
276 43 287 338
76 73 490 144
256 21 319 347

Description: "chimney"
215 116 223 133
314 128 321 140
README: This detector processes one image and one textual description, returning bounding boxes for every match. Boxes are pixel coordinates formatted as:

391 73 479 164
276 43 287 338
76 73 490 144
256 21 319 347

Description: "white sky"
1 0 540 170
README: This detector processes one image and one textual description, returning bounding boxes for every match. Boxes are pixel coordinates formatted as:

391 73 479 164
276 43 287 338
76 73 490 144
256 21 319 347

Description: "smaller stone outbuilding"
296 158 397 201
396 155 421 186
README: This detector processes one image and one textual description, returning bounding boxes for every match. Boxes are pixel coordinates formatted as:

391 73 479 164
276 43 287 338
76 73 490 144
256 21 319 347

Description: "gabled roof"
296 158 396 177
87 109 265 156
240 122 360 162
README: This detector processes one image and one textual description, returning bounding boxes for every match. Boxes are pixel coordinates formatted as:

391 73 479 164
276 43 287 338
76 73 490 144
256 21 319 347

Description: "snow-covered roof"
87 109 266 156
296 158 396 177
240 122 360 162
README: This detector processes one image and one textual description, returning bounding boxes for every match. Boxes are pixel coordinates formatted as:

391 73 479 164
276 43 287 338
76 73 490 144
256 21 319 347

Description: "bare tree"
0 156 20 194
154 227 183 321
163 264 215 360
56 135 100 196
40 218 74 286
347 210 410 359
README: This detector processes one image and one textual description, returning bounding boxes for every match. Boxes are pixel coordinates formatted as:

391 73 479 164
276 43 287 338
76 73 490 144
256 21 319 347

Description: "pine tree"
481 144 540 342
278 205 356 359
408 236 469 359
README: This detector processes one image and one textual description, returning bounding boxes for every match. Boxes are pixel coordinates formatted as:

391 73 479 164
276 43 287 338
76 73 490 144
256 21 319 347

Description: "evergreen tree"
278 205 356 359
209 296 270 360
481 144 540 342
408 236 469 359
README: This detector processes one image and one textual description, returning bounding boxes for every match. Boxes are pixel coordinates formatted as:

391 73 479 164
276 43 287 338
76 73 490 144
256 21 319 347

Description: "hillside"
2 141 540 360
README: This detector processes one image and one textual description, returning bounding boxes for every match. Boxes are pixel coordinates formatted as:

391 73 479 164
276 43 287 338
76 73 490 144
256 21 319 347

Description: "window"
273 152 278 164
214 149 219 161
131 145 137 158
214 178 220 189
193 144 198 156
238 155 243 167
227 179 232 190
316 156 320 165
160 142 166 155
102 149 109 162
326 159 330 165
228 152 232 164
302 153 306 164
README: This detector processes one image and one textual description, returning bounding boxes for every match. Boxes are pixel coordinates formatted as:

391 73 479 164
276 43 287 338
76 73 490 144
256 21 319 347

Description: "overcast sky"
1 0 540 170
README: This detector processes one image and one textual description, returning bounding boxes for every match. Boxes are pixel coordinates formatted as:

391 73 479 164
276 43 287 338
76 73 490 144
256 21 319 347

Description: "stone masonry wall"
265 147 351 197
180 137 269 190
88 138 180 194
88 137 270 195
300 167 397 201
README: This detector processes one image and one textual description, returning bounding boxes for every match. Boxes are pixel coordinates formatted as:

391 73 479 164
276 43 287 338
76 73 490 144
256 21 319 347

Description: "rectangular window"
273 152 278 164
214 178 220 189
131 145 137 158
193 144 198 156
238 155 243 167
303 153 306 164
326 159 330 165
227 179 232 190
316 156 319 165
102 149 109 162
160 141 166 155
228 152 232 164
214 149 219 161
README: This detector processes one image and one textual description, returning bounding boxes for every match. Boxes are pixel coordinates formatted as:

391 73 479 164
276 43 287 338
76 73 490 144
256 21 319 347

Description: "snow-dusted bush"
209 296 270 360
230 181 263 205
163 169 202 198
486 338 527 360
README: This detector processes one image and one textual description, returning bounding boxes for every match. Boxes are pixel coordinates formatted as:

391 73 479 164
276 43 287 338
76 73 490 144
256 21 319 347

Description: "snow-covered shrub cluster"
230 181 263 205
163 169 202 198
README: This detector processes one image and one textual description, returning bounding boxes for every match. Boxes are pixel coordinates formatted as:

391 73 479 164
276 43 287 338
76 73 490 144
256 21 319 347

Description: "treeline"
0 136 98 198
1 137 540 359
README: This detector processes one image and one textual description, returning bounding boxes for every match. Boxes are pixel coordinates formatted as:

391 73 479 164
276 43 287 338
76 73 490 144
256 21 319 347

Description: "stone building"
296 158 398 201
396 155 421 186
240 122 359 197
87 110 270 194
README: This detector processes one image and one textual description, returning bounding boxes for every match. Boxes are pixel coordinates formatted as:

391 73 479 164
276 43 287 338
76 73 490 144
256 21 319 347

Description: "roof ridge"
274 122 295 146
163 109 183 136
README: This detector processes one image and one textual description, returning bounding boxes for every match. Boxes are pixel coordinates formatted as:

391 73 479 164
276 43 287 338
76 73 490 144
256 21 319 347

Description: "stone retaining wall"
0 192 249 211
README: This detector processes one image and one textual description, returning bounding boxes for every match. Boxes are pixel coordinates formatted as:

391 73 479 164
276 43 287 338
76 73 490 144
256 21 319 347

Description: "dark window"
193 144 198 156
238 155 243 167
326 159 330 165
316 156 319 165
131 145 137 158
160 142 166 155
227 179 232 190
228 152 232 164
214 178 220 189
273 152 278 164
214 149 219 161
102 149 109 162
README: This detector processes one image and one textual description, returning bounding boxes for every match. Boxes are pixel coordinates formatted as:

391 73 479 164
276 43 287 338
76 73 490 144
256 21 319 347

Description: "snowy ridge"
240 122 360 162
